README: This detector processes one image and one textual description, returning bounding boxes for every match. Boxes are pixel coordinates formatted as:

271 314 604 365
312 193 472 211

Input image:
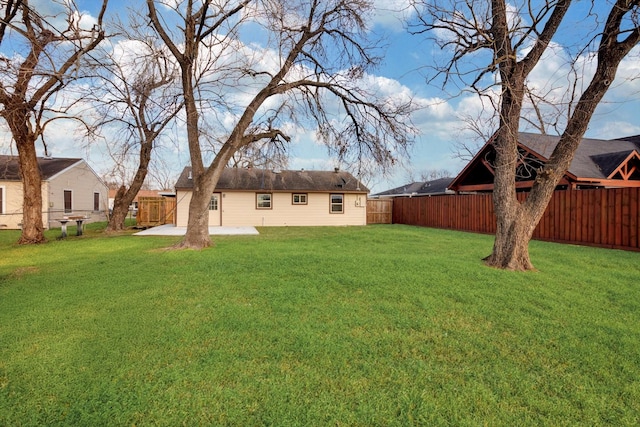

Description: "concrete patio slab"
133 224 259 236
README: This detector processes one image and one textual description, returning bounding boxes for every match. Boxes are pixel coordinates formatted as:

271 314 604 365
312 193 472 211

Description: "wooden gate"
137 197 176 227
367 198 393 224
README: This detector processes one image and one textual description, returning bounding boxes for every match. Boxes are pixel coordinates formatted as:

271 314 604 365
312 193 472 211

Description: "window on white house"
94 192 100 212
330 194 343 213
64 190 72 213
0 186 4 214
256 193 272 209
209 195 218 210
292 193 307 205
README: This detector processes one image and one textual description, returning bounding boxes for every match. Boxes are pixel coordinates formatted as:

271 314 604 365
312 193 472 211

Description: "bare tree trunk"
106 140 154 232
179 169 217 249
483 10 533 269
106 186 129 232
486 175 562 270
17 142 45 244
174 57 212 249
6 109 46 244
485 126 542 270
182 185 213 249
486 205 535 270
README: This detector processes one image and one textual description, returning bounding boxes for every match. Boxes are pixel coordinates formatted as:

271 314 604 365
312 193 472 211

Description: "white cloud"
371 0 414 31
26 0 100 33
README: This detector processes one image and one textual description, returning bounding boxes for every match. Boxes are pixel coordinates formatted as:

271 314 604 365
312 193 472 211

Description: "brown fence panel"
138 197 176 227
392 188 640 252
393 193 497 234
367 198 393 224
631 189 638 248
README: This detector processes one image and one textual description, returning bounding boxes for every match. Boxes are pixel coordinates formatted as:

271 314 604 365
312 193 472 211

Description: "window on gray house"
64 190 72 213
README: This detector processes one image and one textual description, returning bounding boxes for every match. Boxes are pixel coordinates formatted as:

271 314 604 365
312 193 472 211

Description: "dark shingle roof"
589 151 635 177
517 132 640 179
0 155 82 181
615 134 640 145
175 167 369 193
373 177 454 196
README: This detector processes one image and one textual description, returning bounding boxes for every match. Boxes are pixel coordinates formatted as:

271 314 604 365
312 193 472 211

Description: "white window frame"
330 193 344 214
292 193 308 205
93 192 100 212
209 194 219 211
256 193 272 209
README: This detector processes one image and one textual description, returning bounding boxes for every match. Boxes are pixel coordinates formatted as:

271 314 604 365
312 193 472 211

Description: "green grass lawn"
1 224 639 426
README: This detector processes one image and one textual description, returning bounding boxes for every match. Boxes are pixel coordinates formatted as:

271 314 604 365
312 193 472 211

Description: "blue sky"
3 0 640 193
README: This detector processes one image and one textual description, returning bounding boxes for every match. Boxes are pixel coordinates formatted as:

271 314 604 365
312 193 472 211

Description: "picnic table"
58 216 86 237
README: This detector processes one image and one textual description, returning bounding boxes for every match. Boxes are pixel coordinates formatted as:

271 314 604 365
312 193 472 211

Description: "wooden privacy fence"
137 197 176 227
392 187 640 251
367 198 393 224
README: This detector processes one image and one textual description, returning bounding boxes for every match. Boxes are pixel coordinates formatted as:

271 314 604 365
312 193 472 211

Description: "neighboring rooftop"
517 132 640 179
0 155 82 181
175 167 369 193
372 177 454 197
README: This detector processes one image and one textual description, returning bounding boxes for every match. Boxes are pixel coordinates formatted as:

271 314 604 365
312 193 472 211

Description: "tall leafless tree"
0 0 108 243
146 0 416 249
412 0 640 270
89 15 182 232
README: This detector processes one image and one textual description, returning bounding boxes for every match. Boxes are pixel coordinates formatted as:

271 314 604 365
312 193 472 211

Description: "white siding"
0 161 107 230
46 161 108 228
175 190 191 227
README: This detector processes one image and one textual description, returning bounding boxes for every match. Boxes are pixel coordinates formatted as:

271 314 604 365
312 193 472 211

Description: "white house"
0 155 109 230
174 167 369 227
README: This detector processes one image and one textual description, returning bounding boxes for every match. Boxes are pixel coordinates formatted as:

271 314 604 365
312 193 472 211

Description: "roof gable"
175 167 369 193
590 150 635 177
602 150 640 180
0 155 83 181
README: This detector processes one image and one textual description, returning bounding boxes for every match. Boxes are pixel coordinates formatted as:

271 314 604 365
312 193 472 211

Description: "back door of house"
208 193 221 226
